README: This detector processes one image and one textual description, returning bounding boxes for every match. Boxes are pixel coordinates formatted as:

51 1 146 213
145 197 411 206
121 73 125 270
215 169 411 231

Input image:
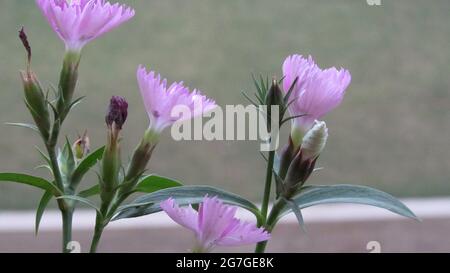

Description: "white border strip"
1 197 450 232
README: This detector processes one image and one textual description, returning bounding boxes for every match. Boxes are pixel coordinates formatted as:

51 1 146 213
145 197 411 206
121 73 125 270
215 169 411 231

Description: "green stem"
255 198 286 253
62 209 73 253
89 194 126 253
261 150 275 220
254 238 268 253
47 129 74 253
90 214 105 253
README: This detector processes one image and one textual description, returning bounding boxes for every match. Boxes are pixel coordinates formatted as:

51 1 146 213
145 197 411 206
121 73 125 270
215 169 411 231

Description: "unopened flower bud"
101 97 128 203
56 51 81 120
72 131 90 159
265 79 284 108
278 136 296 180
121 129 157 193
282 122 327 196
19 27 50 140
301 120 328 160
106 96 128 130
283 150 317 197
18 27 31 68
265 79 284 132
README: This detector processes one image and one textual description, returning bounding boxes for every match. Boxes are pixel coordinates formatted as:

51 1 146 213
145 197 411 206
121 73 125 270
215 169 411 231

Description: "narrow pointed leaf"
35 190 53 235
0 173 61 194
71 146 105 188
68 96 85 111
35 146 50 165
278 184 418 222
252 74 263 100
58 138 76 186
114 186 261 222
57 195 102 216
34 164 53 175
281 114 308 126
5 122 39 132
241 91 258 107
134 174 182 193
78 184 100 198
283 77 299 105
283 197 306 232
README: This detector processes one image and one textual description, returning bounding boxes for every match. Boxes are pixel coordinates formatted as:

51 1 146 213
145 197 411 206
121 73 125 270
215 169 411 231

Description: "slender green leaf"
48 101 59 119
281 114 307 126
78 184 100 198
57 195 102 216
71 146 105 188
283 76 299 105
114 186 261 222
0 173 61 194
35 190 53 235
283 197 306 232
69 96 85 111
278 184 418 222
35 146 50 165
134 174 182 193
251 74 263 102
58 138 76 186
5 122 39 132
34 164 53 175
241 91 259 107
64 137 76 172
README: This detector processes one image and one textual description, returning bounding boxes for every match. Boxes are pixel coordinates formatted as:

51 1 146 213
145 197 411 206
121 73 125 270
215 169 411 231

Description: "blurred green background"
1 0 449 209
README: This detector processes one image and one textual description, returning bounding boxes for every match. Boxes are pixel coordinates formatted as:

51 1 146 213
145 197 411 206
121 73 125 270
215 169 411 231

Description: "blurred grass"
0 0 449 209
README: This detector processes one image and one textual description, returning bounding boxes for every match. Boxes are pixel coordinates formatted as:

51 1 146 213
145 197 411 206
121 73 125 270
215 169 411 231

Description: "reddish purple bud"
106 96 128 130
278 136 296 180
19 26 31 65
283 149 317 197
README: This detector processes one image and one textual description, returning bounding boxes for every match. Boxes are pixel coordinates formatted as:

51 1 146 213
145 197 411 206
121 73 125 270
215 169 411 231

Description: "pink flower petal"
160 196 270 252
160 198 198 233
36 0 135 51
136 66 217 133
217 221 271 247
282 54 351 132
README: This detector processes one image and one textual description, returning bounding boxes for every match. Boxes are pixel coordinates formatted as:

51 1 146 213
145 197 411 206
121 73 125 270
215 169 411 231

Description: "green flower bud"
20 70 51 141
100 97 128 203
18 27 50 140
265 79 284 108
265 79 284 132
124 128 158 183
57 51 81 120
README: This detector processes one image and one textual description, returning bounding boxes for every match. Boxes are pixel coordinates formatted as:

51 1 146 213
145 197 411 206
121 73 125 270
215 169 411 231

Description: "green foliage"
0 173 61 194
278 184 418 223
114 185 262 223
71 146 105 189
134 174 182 193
